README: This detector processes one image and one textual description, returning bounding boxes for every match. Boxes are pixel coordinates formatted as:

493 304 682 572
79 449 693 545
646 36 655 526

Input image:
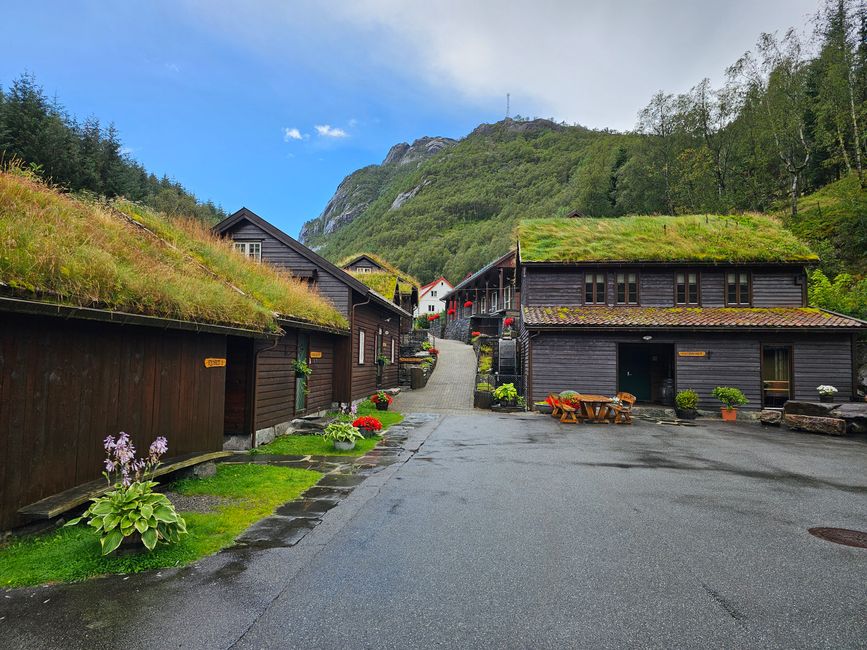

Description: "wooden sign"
678 351 706 357
204 358 227 368
309 351 322 359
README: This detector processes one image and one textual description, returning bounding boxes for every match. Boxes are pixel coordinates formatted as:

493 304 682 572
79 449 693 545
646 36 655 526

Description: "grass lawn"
252 400 403 457
0 464 321 589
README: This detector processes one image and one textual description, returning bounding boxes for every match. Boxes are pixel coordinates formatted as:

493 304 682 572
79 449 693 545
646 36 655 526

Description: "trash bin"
410 367 425 390
661 378 675 406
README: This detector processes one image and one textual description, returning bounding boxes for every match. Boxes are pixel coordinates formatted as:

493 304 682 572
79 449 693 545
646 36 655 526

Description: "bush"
476 382 494 392
493 383 518 402
322 422 362 443
712 386 748 409
675 389 699 410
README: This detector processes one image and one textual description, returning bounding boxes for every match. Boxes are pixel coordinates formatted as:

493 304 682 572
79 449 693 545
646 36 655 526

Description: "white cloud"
348 117 359 128
283 127 304 141
314 124 348 138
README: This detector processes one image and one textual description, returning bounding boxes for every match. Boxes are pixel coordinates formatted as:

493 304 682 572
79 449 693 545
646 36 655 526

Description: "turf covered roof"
518 215 819 263
339 252 419 297
0 171 348 332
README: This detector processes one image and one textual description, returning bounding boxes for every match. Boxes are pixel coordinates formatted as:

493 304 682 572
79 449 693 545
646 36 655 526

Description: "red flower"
370 392 393 404
471 331 482 337
447 308 456 316
428 347 439 355
352 416 382 431
427 313 440 321
463 300 473 308
503 317 514 327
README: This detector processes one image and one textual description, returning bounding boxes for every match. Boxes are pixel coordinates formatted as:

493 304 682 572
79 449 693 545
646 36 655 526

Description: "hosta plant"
66 433 186 554
322 421 363 443
493 383 518 403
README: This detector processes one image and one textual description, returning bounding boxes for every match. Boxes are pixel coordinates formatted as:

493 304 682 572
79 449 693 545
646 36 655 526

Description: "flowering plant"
427 313 440 321
503 317 514 327
464 300 473 308
65 433 186 554
428 347 439 356
816 385 838 396
447 307 456 316
471 331 482 337
370 391 393 405
353 416 383 432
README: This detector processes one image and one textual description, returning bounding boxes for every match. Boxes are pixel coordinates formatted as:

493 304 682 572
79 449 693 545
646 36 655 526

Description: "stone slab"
783 414 847 436
759 410 782 426
783 401 840 418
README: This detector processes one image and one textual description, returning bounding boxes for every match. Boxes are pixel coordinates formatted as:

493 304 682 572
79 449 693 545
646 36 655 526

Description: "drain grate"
808 527 867 549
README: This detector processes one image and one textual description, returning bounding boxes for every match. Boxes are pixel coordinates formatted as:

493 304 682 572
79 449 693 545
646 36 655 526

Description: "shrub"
476 382 494 392
478 354 493 373
352 416 382 432
421 341 432 350
65 433 186 554
322 422 362 443
292 359 312 376
493 383 518 402
712 386 748 409
675 389 699 410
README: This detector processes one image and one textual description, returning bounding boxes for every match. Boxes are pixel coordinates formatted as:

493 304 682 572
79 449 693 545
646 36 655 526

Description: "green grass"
252 401 403 457
0 464 321 588
518 214 818 263
0 171 347 331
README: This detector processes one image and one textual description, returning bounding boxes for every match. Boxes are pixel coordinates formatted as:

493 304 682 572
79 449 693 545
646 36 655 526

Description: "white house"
415 276 453 317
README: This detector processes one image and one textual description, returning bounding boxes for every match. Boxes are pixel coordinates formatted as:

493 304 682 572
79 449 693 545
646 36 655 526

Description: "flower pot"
720 407 738 422
675 407 698 420
819 395 834 403
474 391 493 409
333 439 356 451
359 427 377 438
375 401 389 411
113 532 145 556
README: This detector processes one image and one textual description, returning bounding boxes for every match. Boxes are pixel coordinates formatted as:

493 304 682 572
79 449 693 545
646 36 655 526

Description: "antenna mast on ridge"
506 93 510 118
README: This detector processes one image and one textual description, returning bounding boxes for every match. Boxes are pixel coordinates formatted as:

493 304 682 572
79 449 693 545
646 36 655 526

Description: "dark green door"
295 334 309 414
618 345 651 401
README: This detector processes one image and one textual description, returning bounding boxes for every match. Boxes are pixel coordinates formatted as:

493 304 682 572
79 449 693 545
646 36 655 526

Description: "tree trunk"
848 68 865 186
837 126 852 174
790 173 799 219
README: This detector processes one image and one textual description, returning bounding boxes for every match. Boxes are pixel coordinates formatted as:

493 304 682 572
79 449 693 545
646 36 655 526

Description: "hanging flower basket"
463 300 473 308
503 317 514 327
447 308 456 316
427 313 440 321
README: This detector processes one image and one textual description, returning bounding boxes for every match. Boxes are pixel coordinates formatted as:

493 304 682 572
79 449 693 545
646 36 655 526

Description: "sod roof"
339 252 420 297
0 171 347 332
518 215 819 263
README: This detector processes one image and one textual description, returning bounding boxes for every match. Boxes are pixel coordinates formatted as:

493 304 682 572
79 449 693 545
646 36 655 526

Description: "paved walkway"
394 337 477 414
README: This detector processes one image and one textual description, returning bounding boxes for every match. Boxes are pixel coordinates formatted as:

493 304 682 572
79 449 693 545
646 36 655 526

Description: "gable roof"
518 215 819 264
214 209 410 318
419 276 453 298
522 305 866 330
443 249 517 300
0 173 348 334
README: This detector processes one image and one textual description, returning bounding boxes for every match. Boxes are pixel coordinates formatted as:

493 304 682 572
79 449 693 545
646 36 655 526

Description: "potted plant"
65 433 186 555
474 381 494 409
352 415 382 438
493 382 518 407
464 300 473 308
421 341 432 351
376 354 390 366
816 385 838 403
502 317 515 338
371 390 393 411
712 386 748 421
293 359 312 378
674 389 699 420
323 421 363 451
428 347 439 356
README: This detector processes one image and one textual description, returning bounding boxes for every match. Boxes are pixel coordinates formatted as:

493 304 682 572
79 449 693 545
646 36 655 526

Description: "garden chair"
610 392 636 424
547 393 562 418
559 402 581 424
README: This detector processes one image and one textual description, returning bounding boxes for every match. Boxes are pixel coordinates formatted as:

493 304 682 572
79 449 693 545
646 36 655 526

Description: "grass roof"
0 171 347 332
518 214 819 263
338 252 420 288
348 270 398 298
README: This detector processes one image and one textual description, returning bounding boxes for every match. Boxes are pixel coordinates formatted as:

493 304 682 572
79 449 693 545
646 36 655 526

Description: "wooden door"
296 334 309 414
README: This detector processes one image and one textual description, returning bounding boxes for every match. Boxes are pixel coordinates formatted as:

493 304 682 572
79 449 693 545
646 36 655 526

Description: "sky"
2 0 820 238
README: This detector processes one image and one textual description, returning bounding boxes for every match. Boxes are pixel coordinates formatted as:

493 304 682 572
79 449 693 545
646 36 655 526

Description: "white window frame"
233 241 262 261
504 285 512 309
491 291 498 312
391 338 396 363
358 329 366 365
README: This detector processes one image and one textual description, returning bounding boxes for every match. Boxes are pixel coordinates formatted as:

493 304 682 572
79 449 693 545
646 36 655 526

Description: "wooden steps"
18 451 233 520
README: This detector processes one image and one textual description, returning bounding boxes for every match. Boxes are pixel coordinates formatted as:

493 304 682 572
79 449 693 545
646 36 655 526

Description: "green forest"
0 73 223 222
302 1 866 315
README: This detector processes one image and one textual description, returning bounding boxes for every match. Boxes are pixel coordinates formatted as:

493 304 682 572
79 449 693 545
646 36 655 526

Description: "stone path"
394 337 478 414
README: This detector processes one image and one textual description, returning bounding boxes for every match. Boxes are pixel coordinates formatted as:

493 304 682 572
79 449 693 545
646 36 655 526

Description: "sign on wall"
678 351 707 357
203 358 227 368
310 351 323 359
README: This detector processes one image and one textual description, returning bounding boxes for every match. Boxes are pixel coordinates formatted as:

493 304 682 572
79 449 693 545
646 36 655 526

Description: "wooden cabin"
339 252 420 328
213 209 411 402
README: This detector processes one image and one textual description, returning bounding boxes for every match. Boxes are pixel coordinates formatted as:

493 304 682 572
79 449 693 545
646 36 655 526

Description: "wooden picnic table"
579 394 614 423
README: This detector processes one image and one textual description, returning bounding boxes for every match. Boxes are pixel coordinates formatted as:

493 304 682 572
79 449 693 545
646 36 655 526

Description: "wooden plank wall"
227 221 352 315
0 313 226 531
254 337 297 430
307 333 336 412
351 301 400 400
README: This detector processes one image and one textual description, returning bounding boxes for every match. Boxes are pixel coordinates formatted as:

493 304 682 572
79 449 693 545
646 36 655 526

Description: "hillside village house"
339 253 419 328
214 209 411 404
415 276 453 317
0 177 348 530
450 215 865 410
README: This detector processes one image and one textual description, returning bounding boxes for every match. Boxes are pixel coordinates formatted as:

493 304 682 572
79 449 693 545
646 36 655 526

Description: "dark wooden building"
214 209 410 403
514 216 866 410
339 253 419 326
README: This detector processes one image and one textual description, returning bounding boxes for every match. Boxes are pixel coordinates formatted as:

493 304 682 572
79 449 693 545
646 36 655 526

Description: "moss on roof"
338 252 420 288
518 214 819 263
0 171 347 331
348 270 399 298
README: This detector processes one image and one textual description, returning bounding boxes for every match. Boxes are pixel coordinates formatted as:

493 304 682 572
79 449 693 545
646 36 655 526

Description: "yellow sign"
204 358 227 368
309 351 323 359
678 351 706 357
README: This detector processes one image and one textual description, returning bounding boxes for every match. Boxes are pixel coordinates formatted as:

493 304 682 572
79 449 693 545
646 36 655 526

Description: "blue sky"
2 0 819 237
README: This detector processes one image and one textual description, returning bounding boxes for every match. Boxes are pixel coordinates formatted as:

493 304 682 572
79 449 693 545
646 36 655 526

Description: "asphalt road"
2 414 866 649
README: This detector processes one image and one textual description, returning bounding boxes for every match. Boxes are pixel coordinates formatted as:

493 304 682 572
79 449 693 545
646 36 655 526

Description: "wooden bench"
18 451 233 521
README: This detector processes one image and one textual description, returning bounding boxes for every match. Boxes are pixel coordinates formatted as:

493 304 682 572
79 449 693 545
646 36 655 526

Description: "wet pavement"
2 413 866 649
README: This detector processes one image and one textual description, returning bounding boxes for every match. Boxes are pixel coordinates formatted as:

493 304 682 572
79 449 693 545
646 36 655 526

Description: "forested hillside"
0 73 223 222
304 0 867 298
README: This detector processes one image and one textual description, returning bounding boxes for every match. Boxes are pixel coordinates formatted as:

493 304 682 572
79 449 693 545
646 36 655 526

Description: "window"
233 241 261 261
481 296 487 313
491 291 498 312
676 272 699 305
431 290 437 298
356 266 371 273
391 338 396 363
616 272 638 304
585 272 606 304
358 330 366 365
504 285 512 309
726 270 751 305
428 304 436 312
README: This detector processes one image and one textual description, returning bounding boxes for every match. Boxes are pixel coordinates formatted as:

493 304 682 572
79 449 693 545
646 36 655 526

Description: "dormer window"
676 272 699 305
233 241 261 261
616 272 638 304
585 272 605 304
726 271 751 306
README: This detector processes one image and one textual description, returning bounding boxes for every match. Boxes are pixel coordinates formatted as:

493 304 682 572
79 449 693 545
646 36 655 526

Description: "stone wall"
444 316 471 342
